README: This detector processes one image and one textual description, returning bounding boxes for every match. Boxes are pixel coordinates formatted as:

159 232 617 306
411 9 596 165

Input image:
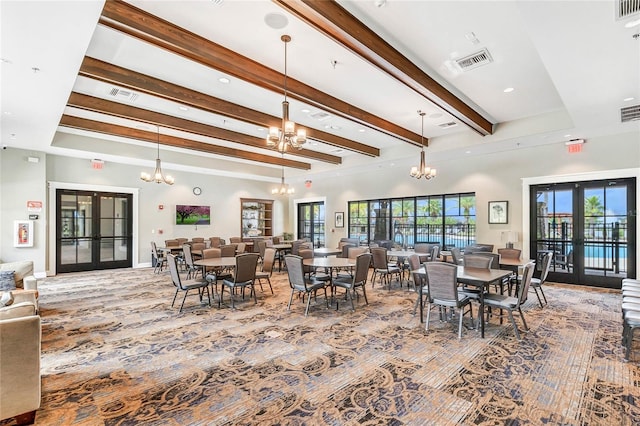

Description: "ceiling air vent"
621 104 640 122
455 48 493 71
309 111 331 121
617 0 640 19
108 87 139 102
438 121 458 129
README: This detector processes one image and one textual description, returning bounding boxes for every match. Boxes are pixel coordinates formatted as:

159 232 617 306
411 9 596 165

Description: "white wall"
0 148 47 272
1 130 637 276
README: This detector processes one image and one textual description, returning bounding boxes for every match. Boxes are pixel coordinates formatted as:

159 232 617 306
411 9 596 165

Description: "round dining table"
193 257 236 268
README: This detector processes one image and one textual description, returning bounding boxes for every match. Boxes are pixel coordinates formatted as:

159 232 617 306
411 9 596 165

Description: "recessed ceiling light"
503 87 514 93
564 134 571 138
301 108 310 113
1 58 12 64
324 124 341 130
218 77 230 84
3 111 12 115
178 106 188 111
624 97 635 102
257 127 264 132
264 13 288 29
358 128 366 133
465 150 471 154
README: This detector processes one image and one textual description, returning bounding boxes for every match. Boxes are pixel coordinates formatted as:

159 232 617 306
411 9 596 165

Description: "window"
348 193 475 248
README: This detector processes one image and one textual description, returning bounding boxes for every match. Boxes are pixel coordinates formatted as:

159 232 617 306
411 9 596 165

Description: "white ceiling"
1 0 639 183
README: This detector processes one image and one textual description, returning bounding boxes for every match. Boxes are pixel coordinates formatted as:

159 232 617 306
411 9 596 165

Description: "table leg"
480 284 485 338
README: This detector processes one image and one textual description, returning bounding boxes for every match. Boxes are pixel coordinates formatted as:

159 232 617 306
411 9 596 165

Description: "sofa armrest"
23 275 37 291
0 312 41 421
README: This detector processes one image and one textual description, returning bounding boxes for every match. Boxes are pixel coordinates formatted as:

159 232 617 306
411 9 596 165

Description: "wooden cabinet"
240 198 273 238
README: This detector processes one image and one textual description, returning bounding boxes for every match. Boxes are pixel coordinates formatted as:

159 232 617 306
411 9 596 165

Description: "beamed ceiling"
2 1 638 182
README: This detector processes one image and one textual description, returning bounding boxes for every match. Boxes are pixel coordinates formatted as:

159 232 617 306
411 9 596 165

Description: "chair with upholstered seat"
284 254 330 316
176 237 188 246
255 247 275 294
424 261 474 339
182 243 202 280
209 236 222 248
220 253 259 309
191 237 205 244
235 242 246 254
229 236 242 244
167 254 210 312
220 245 236 257
370 247 402 289
498 248 521 260
408 254 428 320
530 251 552 308
450 247 463 265
151 241 167 273
333 253 372 311
484 262 535 340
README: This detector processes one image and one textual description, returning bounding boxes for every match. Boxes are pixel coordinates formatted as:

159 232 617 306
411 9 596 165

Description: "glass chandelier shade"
140 126 174 185
409 111 437 180
266 34 306 153
272 155 294 195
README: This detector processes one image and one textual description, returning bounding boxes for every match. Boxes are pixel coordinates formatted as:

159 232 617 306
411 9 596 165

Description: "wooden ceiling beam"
79 56 378 157
66 92 338 165
273 0 494 136
59 115 312 170
99 0 423 146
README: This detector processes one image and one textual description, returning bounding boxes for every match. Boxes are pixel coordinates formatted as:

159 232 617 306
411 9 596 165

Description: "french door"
297 202 325 247
530 178 636 288
56 189 133 273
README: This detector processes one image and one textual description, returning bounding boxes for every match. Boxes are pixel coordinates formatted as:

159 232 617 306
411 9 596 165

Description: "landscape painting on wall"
176 205 211 225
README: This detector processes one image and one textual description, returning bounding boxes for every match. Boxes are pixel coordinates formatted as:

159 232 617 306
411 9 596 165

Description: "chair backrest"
368 243 379 248
473 252 501 270
262 247 276 273
339 243 355 258
428 245 440 262
407 254 421 271
348 246 368 260
182 243 195 267
299 248 314 273
464 254 493 269
202 248 221 259
151 241 161 258
464 244 493 254
425 262 459 304
370 247 389 269
290 240 305 256
285 254 307 289
497 248 521 260
176 238 188 245
220 245 236 257
229 236 242 244
236 242 246 254
539 251 553 283
167 254 182 289
517 262 536 306
450 247 463 264
165 239 179 247
191 242 206 252
257 240 268 258
233 253 259 283
353 253 372 285
209 236 222 248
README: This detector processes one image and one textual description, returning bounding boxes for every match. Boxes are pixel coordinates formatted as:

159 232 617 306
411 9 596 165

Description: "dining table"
412 265 513 338
313 247 343 257
271 243 292 272
303 257 356 307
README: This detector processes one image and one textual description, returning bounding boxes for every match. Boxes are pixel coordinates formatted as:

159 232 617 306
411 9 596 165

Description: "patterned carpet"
2 267 639 425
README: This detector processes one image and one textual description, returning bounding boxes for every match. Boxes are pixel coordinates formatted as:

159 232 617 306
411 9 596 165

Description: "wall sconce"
501 231 519 248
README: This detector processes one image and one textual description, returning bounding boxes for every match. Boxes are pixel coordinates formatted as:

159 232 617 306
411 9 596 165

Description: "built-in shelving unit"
240 198 273 238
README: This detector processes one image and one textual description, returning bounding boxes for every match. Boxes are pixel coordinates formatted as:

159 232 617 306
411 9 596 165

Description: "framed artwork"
335 212 344 228
488 201 508 224
14 220 34 247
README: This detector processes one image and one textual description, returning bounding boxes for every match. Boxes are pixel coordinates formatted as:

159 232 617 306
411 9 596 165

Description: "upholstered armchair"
0 260 39 309
0 300 41 424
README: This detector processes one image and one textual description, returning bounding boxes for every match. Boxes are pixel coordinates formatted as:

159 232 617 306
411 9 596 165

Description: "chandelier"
140 126 174 185
266 34 306 153
272 154 294 196
409 111 437 180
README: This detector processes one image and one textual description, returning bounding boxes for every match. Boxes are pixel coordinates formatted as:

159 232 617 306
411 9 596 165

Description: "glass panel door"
297 202 325 247
530 178 635 288
57 190 132 273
